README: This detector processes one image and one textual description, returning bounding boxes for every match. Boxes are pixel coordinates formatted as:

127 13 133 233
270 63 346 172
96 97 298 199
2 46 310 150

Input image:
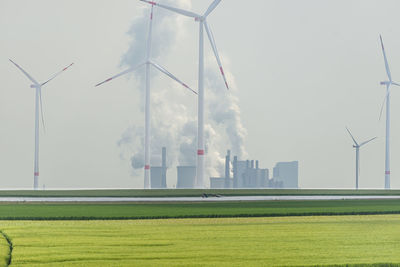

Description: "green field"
0 232 9 267
1 199 400 220
1 192 400 266
1 215 400 266
0 189 399 197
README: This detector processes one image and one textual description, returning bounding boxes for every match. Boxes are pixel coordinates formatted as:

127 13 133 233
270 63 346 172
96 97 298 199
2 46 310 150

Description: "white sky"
1 0 400 189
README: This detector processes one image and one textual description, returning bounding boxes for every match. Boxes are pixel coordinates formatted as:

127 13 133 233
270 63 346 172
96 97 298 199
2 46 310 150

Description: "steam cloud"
117 0 248 184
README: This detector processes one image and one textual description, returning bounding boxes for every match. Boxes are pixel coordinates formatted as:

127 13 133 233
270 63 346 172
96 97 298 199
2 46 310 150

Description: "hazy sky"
1 0 400 189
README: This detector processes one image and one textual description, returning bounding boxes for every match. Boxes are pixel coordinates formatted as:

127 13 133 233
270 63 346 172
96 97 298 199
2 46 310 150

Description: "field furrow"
0 231 11 267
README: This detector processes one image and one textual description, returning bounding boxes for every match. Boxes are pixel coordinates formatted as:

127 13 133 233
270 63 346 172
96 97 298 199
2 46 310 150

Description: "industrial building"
272 161 298 188
151 147 298 189
209 150 298 189
150 147 167 188
210 150 269 189
176 166 196 188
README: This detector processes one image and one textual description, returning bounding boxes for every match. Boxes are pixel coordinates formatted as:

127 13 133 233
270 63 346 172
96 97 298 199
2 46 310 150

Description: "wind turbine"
379 35 400 189
96 4 196 189
9 59 73 190
346 127 377 190
141 0 229 188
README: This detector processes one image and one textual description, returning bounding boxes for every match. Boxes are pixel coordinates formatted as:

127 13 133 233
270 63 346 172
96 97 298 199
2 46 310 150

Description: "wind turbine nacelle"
30 84 37 88
380 81 387 85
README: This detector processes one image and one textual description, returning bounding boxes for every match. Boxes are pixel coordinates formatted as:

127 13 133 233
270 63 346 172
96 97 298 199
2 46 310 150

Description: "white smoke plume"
118 0 248 184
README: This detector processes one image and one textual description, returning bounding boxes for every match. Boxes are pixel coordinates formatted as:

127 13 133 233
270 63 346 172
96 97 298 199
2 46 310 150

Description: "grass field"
1 215 400 266
0 231 9 266
0 189 399 197
1 199 400 220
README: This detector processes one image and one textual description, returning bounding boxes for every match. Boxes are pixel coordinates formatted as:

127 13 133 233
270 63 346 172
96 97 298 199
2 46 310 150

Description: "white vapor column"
9 59 73 190
96 4 196 189
345 127 376 190
378 35 400 189
141 0 229 188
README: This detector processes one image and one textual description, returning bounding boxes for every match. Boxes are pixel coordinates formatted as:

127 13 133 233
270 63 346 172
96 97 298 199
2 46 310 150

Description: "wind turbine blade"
359 137 377 147
203 0 221 17
39 87 46 132
9 59 39 85
391 81 400 87
146 5 154 59
140 0 199 18
379 88 390 121
380 35 392 82
150 61 197 95
204 20 229 90
346 126 358 146
95 63 145 87
41 63 74 87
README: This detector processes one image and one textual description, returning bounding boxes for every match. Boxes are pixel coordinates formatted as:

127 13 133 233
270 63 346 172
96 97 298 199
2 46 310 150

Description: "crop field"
0 199 400 220
0 189 399 197
0 215 400 266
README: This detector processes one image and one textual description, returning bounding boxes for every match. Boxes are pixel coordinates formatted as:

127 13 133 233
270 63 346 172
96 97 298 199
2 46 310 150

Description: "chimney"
256 160 259 169
251 160 254 169
225 150 231 189
233 156 238 188
162 147 166 168
161 147 167 188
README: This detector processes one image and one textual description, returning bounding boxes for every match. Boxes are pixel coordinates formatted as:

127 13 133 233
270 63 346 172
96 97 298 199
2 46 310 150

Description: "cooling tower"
177 166 196 189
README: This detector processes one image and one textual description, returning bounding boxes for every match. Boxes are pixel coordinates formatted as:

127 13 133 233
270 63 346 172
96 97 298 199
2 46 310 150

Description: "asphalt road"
1 195 400 202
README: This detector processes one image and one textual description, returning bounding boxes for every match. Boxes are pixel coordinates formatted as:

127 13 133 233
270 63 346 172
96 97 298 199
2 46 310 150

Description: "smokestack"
225 150 231 189
256 160 259 169
251 160 254 169
162 147 166 168
162 147 167 188
246 160 249 169
233 156 238 188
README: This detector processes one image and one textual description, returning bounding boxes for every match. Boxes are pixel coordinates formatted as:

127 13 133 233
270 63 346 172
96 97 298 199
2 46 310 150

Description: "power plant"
177 166 197 189
150 147 167 188
210 150 298 189
149 148 298 189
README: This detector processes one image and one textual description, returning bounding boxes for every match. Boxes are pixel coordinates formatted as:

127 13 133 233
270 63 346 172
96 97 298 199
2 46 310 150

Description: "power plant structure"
210 150 299 189
271 161 299 189
147 148 298 189
150 147 167 188
176 166 196 189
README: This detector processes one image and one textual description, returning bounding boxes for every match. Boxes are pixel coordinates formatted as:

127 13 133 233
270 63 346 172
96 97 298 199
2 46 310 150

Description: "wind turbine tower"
10 60 73 190
141 0 229 188
346 127 377 190
379 35 400 189
96 4 196 188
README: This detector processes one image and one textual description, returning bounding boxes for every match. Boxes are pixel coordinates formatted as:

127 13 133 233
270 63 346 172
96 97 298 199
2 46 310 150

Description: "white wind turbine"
345 127 376 190
141 0 229 188
9 59 73 190
95 4 196 189
379 35 400 189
